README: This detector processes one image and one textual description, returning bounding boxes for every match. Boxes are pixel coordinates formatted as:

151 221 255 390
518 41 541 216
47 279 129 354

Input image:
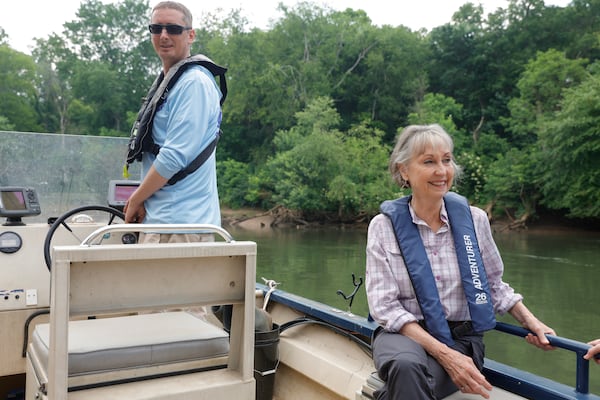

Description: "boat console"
0 183 257 400
0 187 53 384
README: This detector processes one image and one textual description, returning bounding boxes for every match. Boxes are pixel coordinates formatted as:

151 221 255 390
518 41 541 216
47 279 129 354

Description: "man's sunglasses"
148 24 192 35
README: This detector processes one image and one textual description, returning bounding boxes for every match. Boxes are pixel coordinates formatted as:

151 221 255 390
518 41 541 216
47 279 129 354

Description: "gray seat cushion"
31 311 229 375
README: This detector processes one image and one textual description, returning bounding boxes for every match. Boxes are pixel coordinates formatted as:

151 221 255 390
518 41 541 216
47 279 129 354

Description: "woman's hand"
584 339 600 364
522 319 556 351
509 301 556 351
437 347 493 399
402 322 493 399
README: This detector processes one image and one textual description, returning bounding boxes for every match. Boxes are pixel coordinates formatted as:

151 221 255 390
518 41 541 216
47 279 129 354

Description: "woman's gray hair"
389 124 462 188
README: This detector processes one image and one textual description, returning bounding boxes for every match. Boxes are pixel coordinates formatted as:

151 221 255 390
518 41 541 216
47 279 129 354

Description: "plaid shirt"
366 201 522 333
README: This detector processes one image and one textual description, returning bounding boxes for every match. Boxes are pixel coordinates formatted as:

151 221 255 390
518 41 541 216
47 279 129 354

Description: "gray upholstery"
31 311 229 375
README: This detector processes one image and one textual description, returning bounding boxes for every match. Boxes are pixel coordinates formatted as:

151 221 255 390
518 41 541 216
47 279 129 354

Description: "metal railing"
494 321 597 395
80 223 235 245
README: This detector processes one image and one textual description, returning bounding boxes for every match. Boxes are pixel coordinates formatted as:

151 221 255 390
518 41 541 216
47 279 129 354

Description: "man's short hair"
152 1 193 27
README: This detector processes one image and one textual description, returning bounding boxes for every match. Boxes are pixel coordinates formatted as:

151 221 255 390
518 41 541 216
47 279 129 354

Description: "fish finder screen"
0 187 41 220
1 190 26 211
107 180 140 210
114 185 137 202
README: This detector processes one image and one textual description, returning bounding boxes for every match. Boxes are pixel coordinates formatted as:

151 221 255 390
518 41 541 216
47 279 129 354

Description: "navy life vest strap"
380 193 495 346
381 196 454 345
444 192 496 334
166 131 219 186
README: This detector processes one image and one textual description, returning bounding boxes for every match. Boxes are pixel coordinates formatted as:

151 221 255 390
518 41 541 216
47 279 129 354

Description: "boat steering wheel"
43 205 125 271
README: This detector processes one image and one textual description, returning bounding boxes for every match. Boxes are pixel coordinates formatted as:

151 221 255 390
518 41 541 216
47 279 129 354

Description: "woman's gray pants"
372 330 484 400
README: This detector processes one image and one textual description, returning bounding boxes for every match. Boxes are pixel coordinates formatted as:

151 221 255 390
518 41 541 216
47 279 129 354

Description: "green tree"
0 45 41 131
558 0 600 61
262 97 393 220
33 35 76 133
0 116 15 131
334 22 429 141
217 159 252 208
32 0 155 135
3 0 597 224
208 2 428 164
71 62 128 133
428 0 580 140
406 93 467 149
483 147 541 223
505 49 588 147
538 73 600 218
328 121 395 217
427 3 492 136
266 97 345 214
485 48 590 222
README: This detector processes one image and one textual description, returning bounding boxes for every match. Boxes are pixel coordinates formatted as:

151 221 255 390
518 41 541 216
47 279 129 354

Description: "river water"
227 224 600 393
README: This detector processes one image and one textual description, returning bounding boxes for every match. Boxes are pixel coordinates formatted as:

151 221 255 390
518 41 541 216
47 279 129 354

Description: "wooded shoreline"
222 207 600 234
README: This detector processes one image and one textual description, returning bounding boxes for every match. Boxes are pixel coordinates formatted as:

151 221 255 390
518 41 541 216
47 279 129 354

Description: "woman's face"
400 143 454 201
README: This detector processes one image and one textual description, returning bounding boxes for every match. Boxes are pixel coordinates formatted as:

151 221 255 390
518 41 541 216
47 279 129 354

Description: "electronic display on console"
0 187 41 225
107 180 140 211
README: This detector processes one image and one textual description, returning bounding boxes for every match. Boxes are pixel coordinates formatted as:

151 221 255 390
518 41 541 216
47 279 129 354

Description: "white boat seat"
26 239 257 400
28 311 229 386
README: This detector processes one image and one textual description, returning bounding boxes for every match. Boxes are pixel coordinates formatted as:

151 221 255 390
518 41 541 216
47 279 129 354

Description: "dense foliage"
1 0 599 225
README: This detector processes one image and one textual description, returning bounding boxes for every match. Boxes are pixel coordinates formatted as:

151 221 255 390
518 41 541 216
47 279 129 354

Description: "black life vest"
124 54 227 185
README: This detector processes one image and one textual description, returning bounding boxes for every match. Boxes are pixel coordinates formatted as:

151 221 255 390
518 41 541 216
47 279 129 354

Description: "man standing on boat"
124 1 226 243
366 124 556 400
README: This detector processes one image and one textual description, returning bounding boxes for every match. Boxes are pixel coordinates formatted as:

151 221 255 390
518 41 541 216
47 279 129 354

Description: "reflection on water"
228 225 369 314
491 230 600 392
229 224 600 393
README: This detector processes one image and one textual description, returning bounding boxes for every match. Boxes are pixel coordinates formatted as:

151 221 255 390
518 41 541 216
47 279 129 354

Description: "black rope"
22 308 50 357
279 316 372 357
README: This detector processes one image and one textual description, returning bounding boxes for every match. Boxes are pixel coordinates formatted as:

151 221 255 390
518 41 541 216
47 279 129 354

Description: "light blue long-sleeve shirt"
141 65 222 226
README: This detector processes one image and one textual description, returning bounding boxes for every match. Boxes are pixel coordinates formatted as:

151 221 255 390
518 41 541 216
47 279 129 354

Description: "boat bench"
27 311 230 389
25 238 257 400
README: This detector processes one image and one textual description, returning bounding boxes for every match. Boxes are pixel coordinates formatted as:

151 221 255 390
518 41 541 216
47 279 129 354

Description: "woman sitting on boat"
365 124 556 400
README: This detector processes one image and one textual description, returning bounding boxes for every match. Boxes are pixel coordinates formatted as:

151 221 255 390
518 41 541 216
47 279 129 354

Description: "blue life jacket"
380 192 496 346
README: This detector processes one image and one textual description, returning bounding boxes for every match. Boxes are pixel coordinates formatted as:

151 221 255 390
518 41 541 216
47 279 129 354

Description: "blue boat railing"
494 321 596 395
